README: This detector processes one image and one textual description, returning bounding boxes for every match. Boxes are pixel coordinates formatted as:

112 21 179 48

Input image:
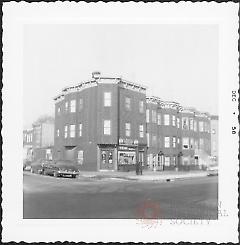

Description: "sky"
23 24 218 129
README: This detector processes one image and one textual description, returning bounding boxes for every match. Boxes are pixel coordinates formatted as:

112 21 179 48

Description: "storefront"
117 139 147 171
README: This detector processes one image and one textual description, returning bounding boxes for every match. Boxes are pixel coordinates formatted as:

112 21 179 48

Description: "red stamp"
136 200 162 228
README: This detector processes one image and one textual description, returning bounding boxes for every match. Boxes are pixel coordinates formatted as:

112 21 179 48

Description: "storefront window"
118 151 136 165
101 151 106 164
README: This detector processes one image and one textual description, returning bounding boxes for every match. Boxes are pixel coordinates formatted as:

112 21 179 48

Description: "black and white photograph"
2 2 239 243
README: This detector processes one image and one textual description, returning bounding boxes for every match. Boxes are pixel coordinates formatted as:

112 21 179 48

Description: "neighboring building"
53 72 147 171
23 121 54 162
146 96 182 171
210 115 219 163
23 128 34 162
181 108 211 169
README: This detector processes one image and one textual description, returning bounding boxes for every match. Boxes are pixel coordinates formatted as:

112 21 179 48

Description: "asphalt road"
23 173 218 219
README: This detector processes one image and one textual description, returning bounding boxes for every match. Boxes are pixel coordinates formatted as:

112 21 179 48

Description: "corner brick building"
53 72 216 172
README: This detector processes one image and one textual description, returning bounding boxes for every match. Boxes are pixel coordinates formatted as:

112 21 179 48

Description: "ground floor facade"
53 143 148 172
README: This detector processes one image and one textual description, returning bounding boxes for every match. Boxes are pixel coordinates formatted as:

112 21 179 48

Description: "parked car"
42 160 79 178
30 159 45 174
207 164 218 176
23 160 32 171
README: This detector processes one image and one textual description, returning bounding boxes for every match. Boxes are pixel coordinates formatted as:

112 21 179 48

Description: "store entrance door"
100 149 114 170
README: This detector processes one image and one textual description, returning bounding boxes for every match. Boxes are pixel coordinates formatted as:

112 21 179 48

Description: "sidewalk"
78 170 208 181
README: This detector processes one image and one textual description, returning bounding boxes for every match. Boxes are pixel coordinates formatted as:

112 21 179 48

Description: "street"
23 173 218 219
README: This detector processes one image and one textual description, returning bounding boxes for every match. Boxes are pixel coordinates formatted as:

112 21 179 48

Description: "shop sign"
118 146 135 151
119 138 139 145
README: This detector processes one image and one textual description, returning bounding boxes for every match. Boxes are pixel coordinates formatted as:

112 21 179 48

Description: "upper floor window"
79 123 82 137
139 100 144 113
139 125 144 138
177 117 180 128
65 101 68 112
189 118 194 130
199 121 204 132
70 100 76 113
70 125 75 138
64 125 68 138
57 107 61 115
164 114 170 126
164 136 170 148
152 110 157 123
125 123 131 137
79 98 83 111
57 129 60 137
157 114 161 125
103 120 111 135
146 133 150 147
182 117 189 130
125 97 131 111
194 140 199 149
190 138 194 149
104 92 111 107
194 120 197 131
182 137 189 149
199 138 204 149
172 115 176 126
172 137 176 148
146 109 150 123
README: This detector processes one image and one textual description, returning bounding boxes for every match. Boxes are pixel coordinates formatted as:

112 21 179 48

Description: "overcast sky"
23 24 218 129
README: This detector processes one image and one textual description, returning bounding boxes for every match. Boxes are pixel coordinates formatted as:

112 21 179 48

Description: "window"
125 123 131 137
164 114 170 126
79 123 82 137
182 117 189 130
199 138 204 149
194 120 197 131
182 137 189 149
77 150 84 165
190 138 194 149
104 92 111 107
70 100 76 113
104 120 111 135
146 133 150 147
139 100 144 113
164 156 170 166
57 129 60 137
177 137 180 144
79 98 83 111
189 118 194 130
199 121 204 132
125 97 131 110
152 110 157 123
146 109 150 123
139 125 144 138
57 107 61 115
177 117 180 128
157 114 161 125
172 115 176 126
64 125 68 138
70 125 75 138
194 140 199 149
65 101 68 112
172 137 176 148
164 136 170 148
212 129 216 134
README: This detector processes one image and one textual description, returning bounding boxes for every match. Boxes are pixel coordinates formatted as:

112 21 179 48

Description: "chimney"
92 71 101 79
